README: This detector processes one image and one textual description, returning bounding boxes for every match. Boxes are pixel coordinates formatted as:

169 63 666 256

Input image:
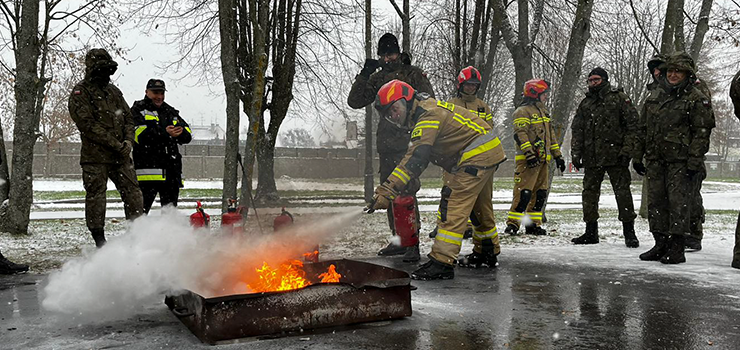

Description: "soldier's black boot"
639 232 669 261
660 235 686 264
732 260 740 269
684 236 702 251
411 257 454 280
377 240 406 256
525 224 547 236
458 239 497 268
0 252 29 275
428 226 438 239
504 224 519 236
402 243 420 263
572 221 599 244
623 221 639 248
90 228 106 248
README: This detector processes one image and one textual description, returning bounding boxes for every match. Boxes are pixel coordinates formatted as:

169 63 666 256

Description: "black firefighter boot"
525 224 547 236
660 235 686 264
458 239 498 268
0 252 29 275
504 224 519 236
428 226 438 239
411 257 454 280
639 232 669 261
402 243 421 263
732 260 740 269
623 221 640 248
90 228 106 248
572 222 599 244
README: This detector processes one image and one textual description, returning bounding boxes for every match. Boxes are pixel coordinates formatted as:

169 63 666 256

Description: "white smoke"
42 207 360 321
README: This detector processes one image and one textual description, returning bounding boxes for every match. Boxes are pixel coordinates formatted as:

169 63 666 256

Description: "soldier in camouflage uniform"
69 48 144 248
570 67 640 248
348 33 435 261
729 69 740 269
633 52 715 264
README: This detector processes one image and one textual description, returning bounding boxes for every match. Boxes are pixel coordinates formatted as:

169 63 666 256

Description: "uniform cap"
664 51 696 75
588 67 609 81
146 79 167 91
84 48 118 74
647 54 668 72
377 33 401 56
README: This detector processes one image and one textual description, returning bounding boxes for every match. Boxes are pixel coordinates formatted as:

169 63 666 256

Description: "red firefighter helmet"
457 66 482 89
374 79 415 112
523 79 551 99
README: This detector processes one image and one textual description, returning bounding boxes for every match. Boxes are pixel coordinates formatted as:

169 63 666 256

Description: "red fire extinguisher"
221 199 244 235
392 195 419 247
189 201 210 228
273 207 294 232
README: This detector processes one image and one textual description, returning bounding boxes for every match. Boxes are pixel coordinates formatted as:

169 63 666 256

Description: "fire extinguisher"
189 201 210 228
273 207 294 232
392 195 419 247
221 199 244 235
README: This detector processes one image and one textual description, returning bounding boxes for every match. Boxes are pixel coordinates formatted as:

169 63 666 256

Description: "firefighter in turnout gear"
634 52 715 265
504 79 564 236
348 33 435 260
367 80 506 280
570 67 640 248
729 69 740 269
69 48 144 248
131 79 192 213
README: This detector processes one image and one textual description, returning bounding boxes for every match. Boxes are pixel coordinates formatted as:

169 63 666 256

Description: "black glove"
119 140 132 157
359 59 381 78
572 157 582 171
633 162 646 176
687 168 699 178
526 153 540 168
555 157 565 173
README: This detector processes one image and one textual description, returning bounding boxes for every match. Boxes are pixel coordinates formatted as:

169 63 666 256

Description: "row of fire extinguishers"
188 200 320 263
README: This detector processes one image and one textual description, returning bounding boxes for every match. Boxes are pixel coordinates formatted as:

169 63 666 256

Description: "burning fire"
246 260 341 293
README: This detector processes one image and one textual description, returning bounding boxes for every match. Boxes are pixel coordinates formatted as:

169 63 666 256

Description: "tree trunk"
364 0 374 202
218 0 241 212
689 0 714 62
479 1 504 98
673 0 686 52
660 0 681 54
0 127 9 202
402 0 410 53
255 126 278 201
1 0 41 234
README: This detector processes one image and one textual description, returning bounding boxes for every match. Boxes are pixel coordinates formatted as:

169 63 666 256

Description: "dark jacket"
348 61 435 154
571 83 639 168
131 97 192 185
69 80 134 164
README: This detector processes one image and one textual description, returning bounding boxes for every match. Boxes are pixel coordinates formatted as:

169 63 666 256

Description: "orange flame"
319 264 342 283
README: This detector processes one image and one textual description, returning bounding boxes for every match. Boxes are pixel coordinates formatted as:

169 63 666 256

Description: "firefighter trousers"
140 181 181 214
506 159 549 229
646 160 691 237
441 170 499 254
582 165 636 223
380 152 420 237
429 166 497 266
82 161 144 231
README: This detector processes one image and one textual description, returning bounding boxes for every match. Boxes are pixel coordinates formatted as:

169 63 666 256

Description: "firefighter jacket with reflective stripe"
69 79 135 165
512 100 562 161
571 83 639 168
384 98 506 192
449 94 494 127
635 81 715 169
131 97 192 184
348 61 435 154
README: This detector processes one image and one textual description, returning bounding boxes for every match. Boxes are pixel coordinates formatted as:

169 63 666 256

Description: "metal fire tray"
165 259 412 344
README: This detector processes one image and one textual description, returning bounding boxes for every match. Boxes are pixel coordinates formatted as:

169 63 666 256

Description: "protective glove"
572 157 583 171
119 140 133 157
526 152 540 168
359 59 381 78
633 162 646 176
366 182 397 212
555 157 566 173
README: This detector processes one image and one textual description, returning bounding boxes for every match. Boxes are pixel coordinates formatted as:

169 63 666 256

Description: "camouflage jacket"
347 61 435 154
571 83 639 168
384 97 506 192
69 79 135 165
635 81 715 170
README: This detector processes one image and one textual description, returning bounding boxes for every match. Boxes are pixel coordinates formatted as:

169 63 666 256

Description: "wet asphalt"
1 255 739 350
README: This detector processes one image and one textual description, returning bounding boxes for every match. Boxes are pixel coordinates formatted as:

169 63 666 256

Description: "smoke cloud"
42 207 360 321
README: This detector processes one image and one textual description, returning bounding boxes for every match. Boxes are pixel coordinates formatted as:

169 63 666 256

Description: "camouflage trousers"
688 164 706 240
379 152 420 236
429 166 497 266
734 211 740 263
582 165 636 223
646 160 693 237
82 162 144 231
506 159 549 229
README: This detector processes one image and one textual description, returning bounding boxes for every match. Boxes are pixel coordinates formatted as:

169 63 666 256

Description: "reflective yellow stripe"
550 144 560 150
520 142 532 150
173 119 178 125
473 227 498 239
145 114 159 121
137 175 166 181
134 125 147 143
392 168 411 184
452 113 487 134
436 229 464 246
508 211 523 221
413 125 439 130
416 120 440 126
529 212 543 219
459 137 501 164
515 154 552 161
185 126 192 133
